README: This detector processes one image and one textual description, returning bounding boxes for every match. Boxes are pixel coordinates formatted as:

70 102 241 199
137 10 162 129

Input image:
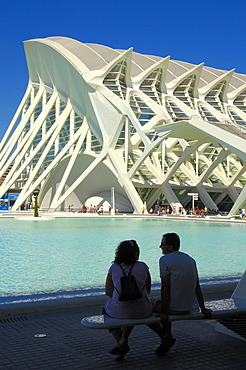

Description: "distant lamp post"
188 192 199 213
33 189 39 217
111 187 115 216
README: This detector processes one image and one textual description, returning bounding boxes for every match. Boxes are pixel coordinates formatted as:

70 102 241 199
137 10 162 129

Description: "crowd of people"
103 233 212 361
78 204 103 214
19 202 244 219
67 203 225 217
67 204 119 214
155 205 223 217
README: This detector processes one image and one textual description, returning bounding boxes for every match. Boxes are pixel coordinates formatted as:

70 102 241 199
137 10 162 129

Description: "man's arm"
160 274 171 318
195 278 212 318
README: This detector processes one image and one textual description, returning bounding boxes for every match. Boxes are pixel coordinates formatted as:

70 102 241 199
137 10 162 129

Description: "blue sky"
0 0 245 140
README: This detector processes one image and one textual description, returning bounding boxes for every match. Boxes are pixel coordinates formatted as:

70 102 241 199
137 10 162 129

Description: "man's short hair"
163 233 180 251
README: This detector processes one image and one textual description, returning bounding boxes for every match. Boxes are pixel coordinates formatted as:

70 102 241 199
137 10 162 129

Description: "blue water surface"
0 218 245 295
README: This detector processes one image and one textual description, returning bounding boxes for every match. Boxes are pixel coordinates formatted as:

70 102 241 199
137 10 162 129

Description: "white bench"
81 271 246 340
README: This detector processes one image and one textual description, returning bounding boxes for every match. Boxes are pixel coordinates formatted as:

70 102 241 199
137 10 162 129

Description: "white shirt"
159 251 197 312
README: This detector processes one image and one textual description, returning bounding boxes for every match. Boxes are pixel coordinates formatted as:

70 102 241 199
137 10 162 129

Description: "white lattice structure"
0 36 246 214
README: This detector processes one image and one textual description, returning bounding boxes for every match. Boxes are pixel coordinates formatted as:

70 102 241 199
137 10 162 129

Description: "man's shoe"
155 337 176 356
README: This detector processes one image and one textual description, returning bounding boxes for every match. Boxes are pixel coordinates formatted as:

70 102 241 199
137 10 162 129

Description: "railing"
214 119 246 140
0 163 14 186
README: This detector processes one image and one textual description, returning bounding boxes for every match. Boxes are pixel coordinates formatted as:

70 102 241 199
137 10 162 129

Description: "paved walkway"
0 292 245 369
1 210 245 224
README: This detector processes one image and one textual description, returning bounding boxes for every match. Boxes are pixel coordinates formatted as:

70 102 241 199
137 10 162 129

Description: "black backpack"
117 262 142 301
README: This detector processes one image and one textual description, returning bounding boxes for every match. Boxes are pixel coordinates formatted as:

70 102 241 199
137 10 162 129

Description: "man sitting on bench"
155 232 212 356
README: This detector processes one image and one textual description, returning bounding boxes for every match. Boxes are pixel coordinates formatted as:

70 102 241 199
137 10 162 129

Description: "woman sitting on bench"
103 239 157 361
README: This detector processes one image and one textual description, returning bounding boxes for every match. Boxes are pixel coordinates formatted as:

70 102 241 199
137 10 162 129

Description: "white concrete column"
196 150 199 176
125 116 129 172
227 155 230 178
54 97 60 155
162 140 165 174
195 184 217 209
69 110 74 155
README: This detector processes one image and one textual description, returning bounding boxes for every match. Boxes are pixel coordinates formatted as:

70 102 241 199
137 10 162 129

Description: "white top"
104 261 152 319
159 251 197 312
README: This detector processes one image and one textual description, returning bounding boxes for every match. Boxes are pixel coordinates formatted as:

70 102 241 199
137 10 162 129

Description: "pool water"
0 218 245 295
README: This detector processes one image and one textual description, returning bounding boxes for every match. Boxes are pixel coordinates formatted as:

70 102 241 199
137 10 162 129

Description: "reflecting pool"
0 218 245 295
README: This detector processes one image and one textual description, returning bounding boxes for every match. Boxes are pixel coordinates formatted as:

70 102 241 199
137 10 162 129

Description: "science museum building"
0 37 245 214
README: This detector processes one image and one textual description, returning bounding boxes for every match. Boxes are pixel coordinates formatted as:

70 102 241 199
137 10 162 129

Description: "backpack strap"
116 262 145 294
114 262 135 294
119 261 135 276
127 262 146 293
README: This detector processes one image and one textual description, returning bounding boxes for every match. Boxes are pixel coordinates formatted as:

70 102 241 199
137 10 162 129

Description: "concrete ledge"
0 276 241 317
0 288 107 316
14 216 56 220
0 211 245 223
200 276 240 294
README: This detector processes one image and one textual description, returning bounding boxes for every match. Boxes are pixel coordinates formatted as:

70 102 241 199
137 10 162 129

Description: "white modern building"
0 36 245 214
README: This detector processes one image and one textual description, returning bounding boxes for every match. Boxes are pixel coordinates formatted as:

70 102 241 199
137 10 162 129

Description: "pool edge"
0 278 240 317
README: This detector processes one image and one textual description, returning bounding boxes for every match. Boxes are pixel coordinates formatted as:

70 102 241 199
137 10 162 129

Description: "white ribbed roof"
37 36 246 92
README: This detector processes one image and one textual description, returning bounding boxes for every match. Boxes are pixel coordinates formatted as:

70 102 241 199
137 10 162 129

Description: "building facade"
0 36 245 214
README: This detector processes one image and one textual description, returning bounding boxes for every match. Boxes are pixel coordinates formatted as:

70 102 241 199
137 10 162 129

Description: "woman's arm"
145 270 151 294
145 271 151 294
105 272 114 297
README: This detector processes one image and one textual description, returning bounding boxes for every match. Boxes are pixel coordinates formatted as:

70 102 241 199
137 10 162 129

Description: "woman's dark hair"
114 240 140 265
